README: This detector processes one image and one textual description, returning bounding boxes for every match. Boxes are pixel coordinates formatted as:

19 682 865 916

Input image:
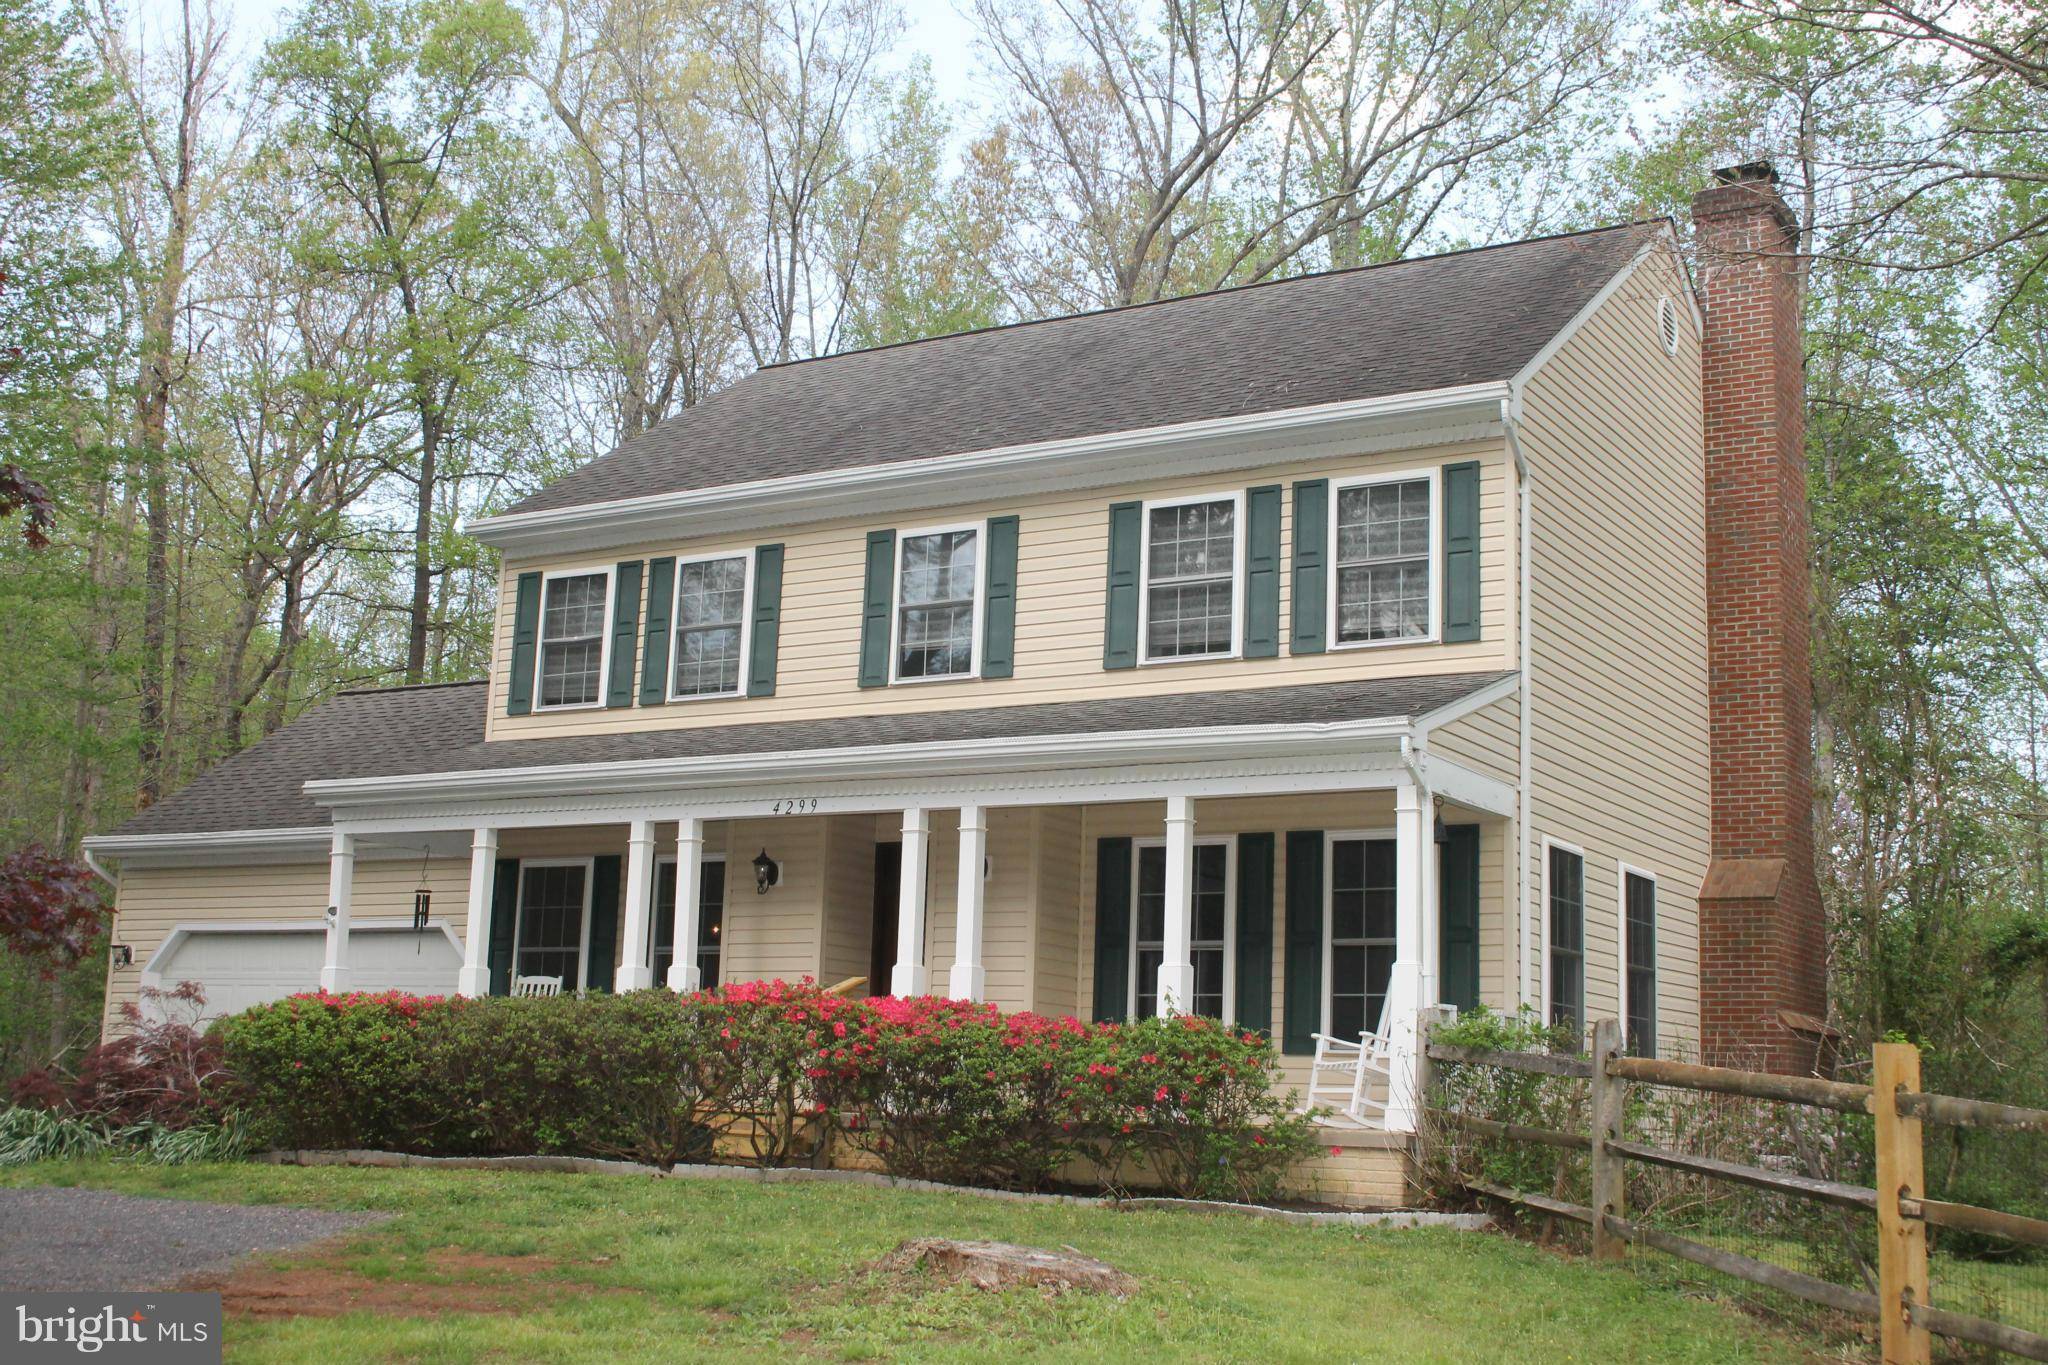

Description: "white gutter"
84 827 336 860
468 382 1512 553
1502 393 1536 1011
81 845 117 887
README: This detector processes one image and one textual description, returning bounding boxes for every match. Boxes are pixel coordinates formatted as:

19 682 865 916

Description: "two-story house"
85 166 1829 1201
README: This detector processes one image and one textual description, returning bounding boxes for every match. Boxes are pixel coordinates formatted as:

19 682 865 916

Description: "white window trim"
653 852 730 984
1327 465 1442 651
1137 489 1246 665
665 549 756 703
1540 836 1586 1027
1322 827 1396 1037
532 566 616 713
1128 835 1236 1023
887 520 987 686
512 856 596 992
1617 861 1658 1053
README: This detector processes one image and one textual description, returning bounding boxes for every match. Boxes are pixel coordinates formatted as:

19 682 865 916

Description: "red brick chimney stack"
1691 162 1829 1073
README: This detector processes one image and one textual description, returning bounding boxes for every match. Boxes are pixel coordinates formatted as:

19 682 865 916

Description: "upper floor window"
537 570 611 709
1142 492 1241 662
1333 472 1436 646
893 525 981 681
672 554 751 699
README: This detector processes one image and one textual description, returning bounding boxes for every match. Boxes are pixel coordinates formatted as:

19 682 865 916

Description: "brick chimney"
1691 163 1830 1074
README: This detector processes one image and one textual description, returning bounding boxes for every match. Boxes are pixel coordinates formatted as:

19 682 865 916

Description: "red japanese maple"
0 843 107 977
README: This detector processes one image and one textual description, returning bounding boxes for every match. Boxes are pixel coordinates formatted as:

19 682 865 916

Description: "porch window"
671 555 750 699
1623 868 1657 1056
1327 836 1396 1040
894 527 980 680
536 570 611 709
1131 840 1231 1020
1141 494 1240 661
1548 843 1585 1036
514 860 591 986
653 856 727 987
1332 474 1434 645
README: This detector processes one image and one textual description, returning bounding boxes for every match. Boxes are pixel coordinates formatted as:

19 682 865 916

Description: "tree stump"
878 1238 1137 1297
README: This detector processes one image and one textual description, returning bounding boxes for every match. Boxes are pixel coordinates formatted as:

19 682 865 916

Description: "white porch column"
1384 780 1431 1132
665 816 705 992
1420 800 1442 1008
616 818 658 991
947 805 987 1001
1156 795 1196 1015
456 827 498 998
889 808 931 997
319 830 356 994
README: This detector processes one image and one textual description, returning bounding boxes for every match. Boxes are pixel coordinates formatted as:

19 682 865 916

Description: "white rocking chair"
1302 1010 1394 1126
512 975 563 998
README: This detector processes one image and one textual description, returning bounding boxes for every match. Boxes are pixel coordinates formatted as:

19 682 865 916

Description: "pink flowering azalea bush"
218 983 1321 1197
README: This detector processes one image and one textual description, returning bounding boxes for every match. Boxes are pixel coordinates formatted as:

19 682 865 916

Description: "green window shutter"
1282 830 1324 1055
1102 502 1142 670
1245 486 1282 658
747 544 784 698
982 515 1019 679
1092 837 1134 1023
1440 825 1481 1011
506 572 543 716
606 561 643 709
488 859 519 996
1235 833 1275 1034
1443 460 1481 642
639 556 675 705
858 530 896 688
585 855 622 992
1290 480 1328 655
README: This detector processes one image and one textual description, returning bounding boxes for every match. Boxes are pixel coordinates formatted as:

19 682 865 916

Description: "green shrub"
1421 1005 1590 1204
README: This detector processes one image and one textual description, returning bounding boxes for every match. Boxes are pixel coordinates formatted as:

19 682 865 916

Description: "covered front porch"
307 709 1520 1137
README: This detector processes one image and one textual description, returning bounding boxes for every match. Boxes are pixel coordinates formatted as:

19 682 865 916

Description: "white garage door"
149 924 463 1022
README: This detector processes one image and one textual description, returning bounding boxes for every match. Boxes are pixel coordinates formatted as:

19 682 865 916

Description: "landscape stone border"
256 1149 1493 1230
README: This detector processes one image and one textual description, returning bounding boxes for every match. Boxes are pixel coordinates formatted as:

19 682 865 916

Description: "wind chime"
412 844 433 951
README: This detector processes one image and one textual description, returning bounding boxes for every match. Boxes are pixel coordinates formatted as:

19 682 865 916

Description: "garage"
142 922 463 1022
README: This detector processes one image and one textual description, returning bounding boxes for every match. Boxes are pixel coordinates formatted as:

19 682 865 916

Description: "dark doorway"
869 841 902 992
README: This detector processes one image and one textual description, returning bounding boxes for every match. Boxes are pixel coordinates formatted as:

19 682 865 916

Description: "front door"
869 841 901 992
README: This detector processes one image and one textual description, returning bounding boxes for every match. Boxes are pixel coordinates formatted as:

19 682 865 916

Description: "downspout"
1502 394 1535 1012
82 845 117 888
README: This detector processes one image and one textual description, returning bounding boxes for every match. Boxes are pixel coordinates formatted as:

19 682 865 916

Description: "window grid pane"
652 861 727 988
1133 843 1230 1020
672 557 747 697
1334 480 1431 644
1625 872 1656 1057
538 574 608 707
1145 500 1235 658
516 864 586 985
1329 838 1396 1038
897 530 978 679
1549 847 1586 1039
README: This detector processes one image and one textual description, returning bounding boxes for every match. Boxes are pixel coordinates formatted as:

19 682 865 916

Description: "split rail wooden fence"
1425 1019 2048 1363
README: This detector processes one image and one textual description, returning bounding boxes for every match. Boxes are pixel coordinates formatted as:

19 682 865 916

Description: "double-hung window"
1131 838 1233 1020
536 570 611 709
1547 842 1586 1036
1331 472 1436 645
671 555 751 699
653 856 727 987
893 526 980 681
1327 835 1397 1040
1622 867 1657 1056
1141 494 1241 661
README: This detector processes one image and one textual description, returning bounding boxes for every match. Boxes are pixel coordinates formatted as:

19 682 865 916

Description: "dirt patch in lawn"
185 1246 629 1321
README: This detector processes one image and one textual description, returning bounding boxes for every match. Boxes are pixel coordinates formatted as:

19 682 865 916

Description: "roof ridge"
336 679 488 697
755 219 1665 373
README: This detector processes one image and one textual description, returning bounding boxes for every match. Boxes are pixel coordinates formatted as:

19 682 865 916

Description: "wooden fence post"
1874 1041 1932 1365
1590 1017 1625 1263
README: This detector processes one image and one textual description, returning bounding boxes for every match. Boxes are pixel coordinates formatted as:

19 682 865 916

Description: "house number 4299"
771 797 818 815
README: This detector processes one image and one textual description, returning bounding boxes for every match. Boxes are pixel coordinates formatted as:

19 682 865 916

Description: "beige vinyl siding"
486 441 1514 741
1517 244 1708 1051
1429 695 1519 787
817 816 877 988
1030 807 1084 1017
922 807 1036 1012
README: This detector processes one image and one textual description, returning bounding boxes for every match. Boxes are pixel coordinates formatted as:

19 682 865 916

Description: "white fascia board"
304 715 1424 811
1408 672 1522 743
467 383 1511 556
85 827 471 868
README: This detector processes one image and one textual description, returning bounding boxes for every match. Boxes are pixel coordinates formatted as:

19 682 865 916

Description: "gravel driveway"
0 1186 389 1291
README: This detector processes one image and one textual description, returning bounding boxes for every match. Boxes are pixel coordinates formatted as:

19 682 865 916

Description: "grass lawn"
3 1161 1819 1363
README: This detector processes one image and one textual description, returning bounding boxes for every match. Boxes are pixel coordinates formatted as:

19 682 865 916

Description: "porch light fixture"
752 848 781 895
111 944 132 969
1433 794 1449 845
